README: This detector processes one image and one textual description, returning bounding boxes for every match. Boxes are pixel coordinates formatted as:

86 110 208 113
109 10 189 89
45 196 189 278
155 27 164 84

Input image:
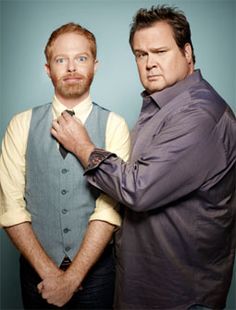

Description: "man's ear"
94 59 99 74
44 63 51 78
184 43 193 64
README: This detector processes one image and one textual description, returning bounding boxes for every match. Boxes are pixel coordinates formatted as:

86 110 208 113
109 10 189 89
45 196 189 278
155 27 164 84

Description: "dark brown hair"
129 5 196 64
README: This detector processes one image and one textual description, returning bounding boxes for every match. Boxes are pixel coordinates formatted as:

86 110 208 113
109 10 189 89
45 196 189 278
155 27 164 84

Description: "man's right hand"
51 111 95 167
37 271 79 307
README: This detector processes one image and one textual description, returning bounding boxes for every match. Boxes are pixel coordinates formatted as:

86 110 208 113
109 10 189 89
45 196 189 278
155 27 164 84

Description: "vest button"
63 228 70 233
62 209 68 214
61 189 67 195
65 247 71 252
61 169 68 174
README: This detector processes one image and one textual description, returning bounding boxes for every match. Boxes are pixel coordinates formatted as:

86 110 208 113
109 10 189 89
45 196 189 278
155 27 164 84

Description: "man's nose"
67 60 76 72
146 55 157 70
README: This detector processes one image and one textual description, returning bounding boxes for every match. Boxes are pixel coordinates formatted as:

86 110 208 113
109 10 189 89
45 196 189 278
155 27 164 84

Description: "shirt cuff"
89 194 122 227
0 207 31 227
89 208 121 227
85 148 114 173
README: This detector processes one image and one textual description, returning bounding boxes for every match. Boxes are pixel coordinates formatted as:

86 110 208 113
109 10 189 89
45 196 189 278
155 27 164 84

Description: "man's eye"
56 58 66 64
135 53 146 60
76 56 88 62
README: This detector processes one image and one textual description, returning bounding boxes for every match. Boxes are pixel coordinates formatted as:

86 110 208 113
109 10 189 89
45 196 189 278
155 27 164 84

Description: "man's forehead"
53 32 88 45
133 22 176 48
134 21 173 37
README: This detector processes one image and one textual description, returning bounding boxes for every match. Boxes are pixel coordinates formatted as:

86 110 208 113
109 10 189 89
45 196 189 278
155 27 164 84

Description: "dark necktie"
59 110 75 159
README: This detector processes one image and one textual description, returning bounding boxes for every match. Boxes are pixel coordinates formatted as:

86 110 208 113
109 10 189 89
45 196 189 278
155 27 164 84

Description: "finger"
61 111 74 120
51 127 58 138
57 115 66 125
52 119 60 130
37 282 44 293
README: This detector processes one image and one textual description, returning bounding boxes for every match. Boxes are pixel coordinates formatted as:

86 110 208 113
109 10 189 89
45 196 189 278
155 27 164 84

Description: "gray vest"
25 102 109 265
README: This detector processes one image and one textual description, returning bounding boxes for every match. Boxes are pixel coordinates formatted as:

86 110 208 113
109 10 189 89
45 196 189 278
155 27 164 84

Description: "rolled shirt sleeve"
89 112 130 226
0 111 32 227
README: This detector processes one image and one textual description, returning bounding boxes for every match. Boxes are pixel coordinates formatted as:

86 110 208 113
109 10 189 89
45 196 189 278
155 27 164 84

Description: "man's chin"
58 86 87 99
146 87 164 94
61 92 86 99
144 82 166 94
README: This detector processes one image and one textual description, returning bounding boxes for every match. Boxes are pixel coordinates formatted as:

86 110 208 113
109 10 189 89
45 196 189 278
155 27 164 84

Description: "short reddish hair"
44 22 97 62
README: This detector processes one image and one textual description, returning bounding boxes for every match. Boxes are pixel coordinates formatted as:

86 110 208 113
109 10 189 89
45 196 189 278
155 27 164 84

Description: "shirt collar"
52 95 93 123
142 69 202 109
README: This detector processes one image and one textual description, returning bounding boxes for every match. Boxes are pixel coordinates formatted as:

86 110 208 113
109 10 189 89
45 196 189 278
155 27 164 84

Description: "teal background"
0 0 235 309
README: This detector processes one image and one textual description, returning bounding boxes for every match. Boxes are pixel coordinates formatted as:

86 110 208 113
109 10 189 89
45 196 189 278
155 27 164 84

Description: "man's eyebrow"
133 49 146 54
150 46 168 52
134 46 169 53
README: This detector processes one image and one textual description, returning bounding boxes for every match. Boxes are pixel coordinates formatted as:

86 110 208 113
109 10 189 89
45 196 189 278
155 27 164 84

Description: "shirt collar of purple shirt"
141 69 202 109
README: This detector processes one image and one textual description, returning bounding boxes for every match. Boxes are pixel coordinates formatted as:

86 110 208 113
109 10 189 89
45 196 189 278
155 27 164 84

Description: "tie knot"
64 110 75 116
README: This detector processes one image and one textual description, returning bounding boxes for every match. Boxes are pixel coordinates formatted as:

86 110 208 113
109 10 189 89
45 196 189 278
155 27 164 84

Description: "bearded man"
0 22 130 309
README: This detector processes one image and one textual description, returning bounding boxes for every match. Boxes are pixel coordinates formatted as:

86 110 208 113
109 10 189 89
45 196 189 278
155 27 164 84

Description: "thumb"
37 281 44 293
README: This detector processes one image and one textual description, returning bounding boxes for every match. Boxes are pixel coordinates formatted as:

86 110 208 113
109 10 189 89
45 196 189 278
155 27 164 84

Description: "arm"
0 112 61 279
5 223 62 279
86 109 222 211
52 108 221 212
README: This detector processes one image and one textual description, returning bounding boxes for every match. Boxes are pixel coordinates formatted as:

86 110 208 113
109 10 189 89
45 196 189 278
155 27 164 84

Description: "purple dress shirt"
86 70 236 309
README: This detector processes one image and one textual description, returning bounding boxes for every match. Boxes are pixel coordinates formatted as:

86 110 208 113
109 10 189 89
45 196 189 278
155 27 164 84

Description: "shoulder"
187 78 228 123
107 111 129 129
2 108 32 148
9 108 32 131
92 102 129 128
6 102 50 134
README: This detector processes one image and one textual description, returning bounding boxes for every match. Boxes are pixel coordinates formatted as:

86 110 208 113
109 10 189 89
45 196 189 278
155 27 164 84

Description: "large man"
0 23 130 309
51 6 236 310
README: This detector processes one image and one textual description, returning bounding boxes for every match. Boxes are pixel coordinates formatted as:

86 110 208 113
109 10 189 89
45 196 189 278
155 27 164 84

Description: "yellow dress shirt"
0 95 130 227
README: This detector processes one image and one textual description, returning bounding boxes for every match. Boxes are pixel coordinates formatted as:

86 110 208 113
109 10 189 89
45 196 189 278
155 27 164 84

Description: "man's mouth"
147 74 162 81
63 75 83 83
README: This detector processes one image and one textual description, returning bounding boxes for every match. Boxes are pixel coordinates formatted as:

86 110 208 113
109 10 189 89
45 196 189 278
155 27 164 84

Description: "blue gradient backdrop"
0 0 235 309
